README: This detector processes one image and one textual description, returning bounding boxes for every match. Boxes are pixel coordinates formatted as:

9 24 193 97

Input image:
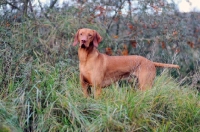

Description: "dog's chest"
79 63 95 84
80 65 91 76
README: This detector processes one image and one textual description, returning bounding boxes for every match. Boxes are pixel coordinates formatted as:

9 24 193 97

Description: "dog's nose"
81 40 86 43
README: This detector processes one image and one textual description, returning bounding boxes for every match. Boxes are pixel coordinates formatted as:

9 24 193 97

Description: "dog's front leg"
80 74 89 97
92 76 103 99
93 86 102 99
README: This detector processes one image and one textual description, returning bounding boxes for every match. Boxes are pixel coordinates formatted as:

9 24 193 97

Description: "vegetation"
0 0 200 131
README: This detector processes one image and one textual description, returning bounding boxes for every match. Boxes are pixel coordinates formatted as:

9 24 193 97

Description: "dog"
73 28 180 98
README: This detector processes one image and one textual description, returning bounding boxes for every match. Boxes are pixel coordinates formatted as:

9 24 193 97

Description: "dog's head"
73 28 102 48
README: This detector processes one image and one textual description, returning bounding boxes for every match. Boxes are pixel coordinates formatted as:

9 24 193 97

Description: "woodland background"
0 0 200 131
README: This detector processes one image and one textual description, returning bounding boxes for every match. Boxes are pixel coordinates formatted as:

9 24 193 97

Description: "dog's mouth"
81 44 86 48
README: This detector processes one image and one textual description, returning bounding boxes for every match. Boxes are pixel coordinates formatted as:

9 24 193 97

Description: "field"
0 2 200 131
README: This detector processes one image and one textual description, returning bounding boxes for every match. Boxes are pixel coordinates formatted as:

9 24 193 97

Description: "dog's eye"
80 33 82 35
88 34 92 37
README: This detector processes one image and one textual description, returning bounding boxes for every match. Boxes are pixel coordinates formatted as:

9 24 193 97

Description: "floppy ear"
73 29 80 46
93 30 102 47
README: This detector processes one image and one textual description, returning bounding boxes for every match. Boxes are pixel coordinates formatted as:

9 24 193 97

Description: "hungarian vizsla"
73 28 180 98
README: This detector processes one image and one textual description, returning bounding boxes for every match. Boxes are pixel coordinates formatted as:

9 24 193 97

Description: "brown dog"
73 28 180 98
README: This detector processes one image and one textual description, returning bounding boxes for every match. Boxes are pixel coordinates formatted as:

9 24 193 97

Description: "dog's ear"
73 29 80 46
93 30 102 47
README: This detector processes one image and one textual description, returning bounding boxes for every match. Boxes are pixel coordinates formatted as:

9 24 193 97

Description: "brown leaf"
112 35 119 39
173 31 178 36
161 41 166 49
130 40 137 48
127 23 136 30
159 1 165 6
94 6 105 17
105 47 112 55
121 44 129 55
172 47 180 53
187 41 194 48
142 24 147 29
118 11 122 15
175 48 180 53
6 22 10 27
122 49 128 55
147 39 151 44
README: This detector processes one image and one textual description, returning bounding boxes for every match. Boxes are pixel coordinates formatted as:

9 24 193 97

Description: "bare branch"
49 0 58 9
4 1 21 11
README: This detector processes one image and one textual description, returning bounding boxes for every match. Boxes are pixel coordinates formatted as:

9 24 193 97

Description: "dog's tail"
153 62 180 69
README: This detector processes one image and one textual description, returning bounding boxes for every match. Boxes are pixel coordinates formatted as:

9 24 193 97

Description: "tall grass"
0 62 200 131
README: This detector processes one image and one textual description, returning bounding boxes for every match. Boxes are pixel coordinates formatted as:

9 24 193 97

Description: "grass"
0 61 200 131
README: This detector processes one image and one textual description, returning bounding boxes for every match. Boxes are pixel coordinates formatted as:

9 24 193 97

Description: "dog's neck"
78 43 99 63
